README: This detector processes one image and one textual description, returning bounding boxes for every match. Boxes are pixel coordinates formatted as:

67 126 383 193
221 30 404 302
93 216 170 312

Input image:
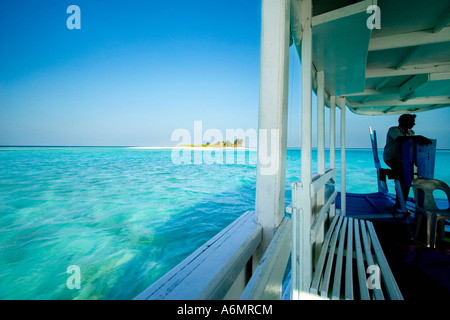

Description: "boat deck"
336 192 450 300
336 191 415 221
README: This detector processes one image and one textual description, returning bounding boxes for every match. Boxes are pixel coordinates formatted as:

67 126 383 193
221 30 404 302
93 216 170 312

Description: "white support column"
329 96 336 169
329 95 336 219
255 0 290 260
338 97 346 216
317 71 325 176
315 70 326 261
292 0 312 300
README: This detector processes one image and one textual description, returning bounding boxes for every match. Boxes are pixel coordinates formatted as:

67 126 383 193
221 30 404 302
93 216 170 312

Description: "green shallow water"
0 147 448 299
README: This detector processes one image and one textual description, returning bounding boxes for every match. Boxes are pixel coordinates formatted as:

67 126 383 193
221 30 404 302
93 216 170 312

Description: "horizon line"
2 145 450 151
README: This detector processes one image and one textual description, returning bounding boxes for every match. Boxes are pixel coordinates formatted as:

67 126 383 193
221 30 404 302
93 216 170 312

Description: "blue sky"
1 0 449 148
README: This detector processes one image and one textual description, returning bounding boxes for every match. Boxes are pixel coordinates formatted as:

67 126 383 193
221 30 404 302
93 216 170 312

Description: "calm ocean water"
0 147 449 299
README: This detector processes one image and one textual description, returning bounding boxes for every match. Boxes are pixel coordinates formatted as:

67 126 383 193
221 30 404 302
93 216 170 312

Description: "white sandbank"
128 146 256 151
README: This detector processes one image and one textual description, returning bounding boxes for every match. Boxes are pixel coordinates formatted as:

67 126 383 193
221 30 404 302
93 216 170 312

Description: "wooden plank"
351 96 450 108
368 26 450 51
366 62 450 78
312 0 371 27
331 217 348 299
310 214 341 295
354 219 370 300
317 71 326 181
339 97 347 215
366 221 404 300
310 189 338 242
241 217 292 300
330 96 336 168
360 220 384 300
310 168 337 196
295 0 313 299
308 215 402 300
344 218 354 300
320 216 344 298
256 0 290 253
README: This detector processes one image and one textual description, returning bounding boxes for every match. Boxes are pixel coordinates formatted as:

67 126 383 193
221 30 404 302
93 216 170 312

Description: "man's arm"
396 135 432 145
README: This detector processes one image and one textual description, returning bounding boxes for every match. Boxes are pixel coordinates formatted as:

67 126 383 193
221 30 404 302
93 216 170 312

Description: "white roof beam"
399 73 450 101
344 87 400 97
382 106 396 114
350 104 449 115
350 96 450 108
347 72 450 103
366 62 450 78
311 0 374 27
368 26 450 51
430 72 450 81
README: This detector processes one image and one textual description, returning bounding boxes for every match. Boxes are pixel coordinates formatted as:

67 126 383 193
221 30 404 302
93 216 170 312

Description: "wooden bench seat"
310 215 403 300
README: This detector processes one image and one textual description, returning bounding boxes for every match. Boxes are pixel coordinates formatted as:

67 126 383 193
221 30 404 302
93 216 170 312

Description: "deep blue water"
0 147 449 299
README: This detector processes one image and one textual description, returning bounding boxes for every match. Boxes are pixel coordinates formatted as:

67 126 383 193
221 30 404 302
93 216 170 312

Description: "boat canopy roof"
290 0 450 115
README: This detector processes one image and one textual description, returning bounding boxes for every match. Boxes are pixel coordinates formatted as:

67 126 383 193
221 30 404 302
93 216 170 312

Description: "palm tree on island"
181 138 244 148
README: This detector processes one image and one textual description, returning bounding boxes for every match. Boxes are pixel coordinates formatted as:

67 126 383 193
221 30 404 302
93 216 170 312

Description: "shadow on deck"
336 192 450 300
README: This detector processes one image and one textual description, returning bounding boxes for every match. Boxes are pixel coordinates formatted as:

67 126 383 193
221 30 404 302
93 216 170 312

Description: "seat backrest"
369 126 381 171
369 127 388 195
412 178 450 211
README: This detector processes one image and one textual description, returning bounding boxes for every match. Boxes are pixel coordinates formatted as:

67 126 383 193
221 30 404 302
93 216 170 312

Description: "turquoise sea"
0 147 449 299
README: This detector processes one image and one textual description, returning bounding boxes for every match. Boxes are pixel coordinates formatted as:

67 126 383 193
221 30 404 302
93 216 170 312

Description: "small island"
180 139 245 148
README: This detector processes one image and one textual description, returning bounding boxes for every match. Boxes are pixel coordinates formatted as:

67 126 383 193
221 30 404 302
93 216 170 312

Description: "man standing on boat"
383 114 432 210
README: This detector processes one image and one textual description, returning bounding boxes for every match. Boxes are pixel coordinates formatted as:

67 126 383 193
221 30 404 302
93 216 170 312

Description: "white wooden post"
315 70 326 261
329 95 336 218
255 0 290 261
329 96 336 169
338 97 347 216
317 71 325 176
292 0 312 300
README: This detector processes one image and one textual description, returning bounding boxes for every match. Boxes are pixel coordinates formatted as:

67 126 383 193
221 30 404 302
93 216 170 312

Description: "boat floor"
336 191 415 221
336 192 450 300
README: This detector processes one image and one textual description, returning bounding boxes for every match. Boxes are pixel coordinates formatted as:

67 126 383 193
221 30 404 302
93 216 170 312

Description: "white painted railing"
134 211 262 300
240 217 292 300
310 169 338 241
291 167 337 299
